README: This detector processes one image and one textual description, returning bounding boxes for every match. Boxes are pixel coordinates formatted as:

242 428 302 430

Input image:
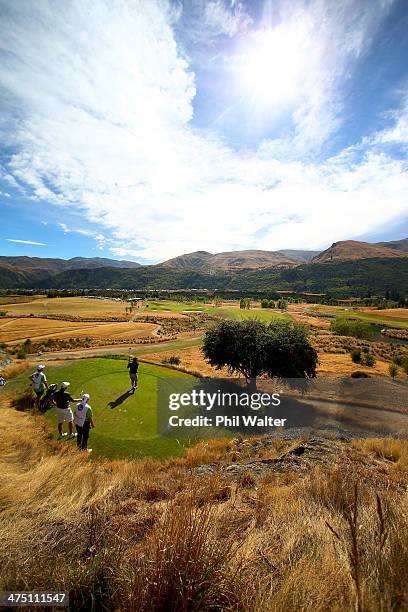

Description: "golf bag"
39 383 58 413
0 376 6 387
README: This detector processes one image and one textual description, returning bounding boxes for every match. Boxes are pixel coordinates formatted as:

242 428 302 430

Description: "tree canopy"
202 318 318 384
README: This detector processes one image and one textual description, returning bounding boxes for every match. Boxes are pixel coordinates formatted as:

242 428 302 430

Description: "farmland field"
6 358 195 459
0 317 158 344
2 296 130 318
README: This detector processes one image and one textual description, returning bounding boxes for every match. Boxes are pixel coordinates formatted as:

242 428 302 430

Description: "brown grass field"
0 405 407 611
0 317 159 344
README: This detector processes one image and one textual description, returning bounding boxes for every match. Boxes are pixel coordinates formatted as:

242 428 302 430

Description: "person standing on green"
30 364 48 408
74 393 94 452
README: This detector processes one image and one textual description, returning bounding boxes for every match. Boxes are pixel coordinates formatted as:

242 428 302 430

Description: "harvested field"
0 317 158 345
3 297 130 318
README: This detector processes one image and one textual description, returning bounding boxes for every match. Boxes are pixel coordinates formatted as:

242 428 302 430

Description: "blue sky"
0 0 407 263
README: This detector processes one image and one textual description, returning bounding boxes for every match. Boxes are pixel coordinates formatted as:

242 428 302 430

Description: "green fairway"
147 300 206 312
206 307 291 322
346 312 408 329
6 359 196 460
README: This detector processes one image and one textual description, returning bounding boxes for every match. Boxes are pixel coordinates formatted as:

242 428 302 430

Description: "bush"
162 355 181 365
389 363 399 379
362 353 376 367
351 348 361 364
393 355 404 366
351 371 370 378
16 348 27 360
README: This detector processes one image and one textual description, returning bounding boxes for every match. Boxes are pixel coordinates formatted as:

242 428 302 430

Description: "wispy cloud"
0 0 405 262
6 239 47 246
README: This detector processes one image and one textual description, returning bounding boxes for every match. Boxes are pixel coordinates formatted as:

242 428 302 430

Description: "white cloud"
0 0 406 263
6 239 47 246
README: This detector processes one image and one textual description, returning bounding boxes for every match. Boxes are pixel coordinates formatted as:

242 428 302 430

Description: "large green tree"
202 319 318 387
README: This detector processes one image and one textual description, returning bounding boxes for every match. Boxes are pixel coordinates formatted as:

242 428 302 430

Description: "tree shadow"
107 389 134 409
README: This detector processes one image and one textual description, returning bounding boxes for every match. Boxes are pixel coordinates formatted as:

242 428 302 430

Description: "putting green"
35 359 196 460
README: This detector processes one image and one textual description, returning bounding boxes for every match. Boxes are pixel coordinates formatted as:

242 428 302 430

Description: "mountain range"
0 238 407 295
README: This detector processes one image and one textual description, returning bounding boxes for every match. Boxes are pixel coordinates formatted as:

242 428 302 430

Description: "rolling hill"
161 249 299 271
311 240 407 263
377 237 408 252
1 238 408 297
0 256 141 272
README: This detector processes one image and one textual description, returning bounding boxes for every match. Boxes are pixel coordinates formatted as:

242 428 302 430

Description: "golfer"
30 364 48 408
74 393 94 452
127 356 139 392
53 381 80 439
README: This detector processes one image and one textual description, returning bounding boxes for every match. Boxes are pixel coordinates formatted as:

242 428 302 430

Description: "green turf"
206 307 291 322
6 359 196 461
147 300 207 312
345 312 408 329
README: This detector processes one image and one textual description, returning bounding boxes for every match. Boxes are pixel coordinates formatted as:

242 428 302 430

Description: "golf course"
7 358 196 460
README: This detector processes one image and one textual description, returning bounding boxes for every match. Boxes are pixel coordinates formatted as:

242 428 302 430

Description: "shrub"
351 348 361 364
351 371 370 378
393 355 404 366
389 363 399 379
162 355 181 365
16 348 27 360
362 353 376 367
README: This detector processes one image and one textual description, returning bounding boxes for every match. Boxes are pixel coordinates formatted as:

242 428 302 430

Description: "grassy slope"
6 359 195 460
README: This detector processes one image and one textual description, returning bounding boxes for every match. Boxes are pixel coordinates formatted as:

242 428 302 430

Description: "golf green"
37 359 196 460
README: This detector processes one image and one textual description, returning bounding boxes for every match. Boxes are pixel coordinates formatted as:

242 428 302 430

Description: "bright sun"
241 28 304 104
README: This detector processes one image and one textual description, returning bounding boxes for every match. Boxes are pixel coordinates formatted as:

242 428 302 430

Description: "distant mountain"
311 240 407 263
160 249 298 271
377 238 408 253
0 256 140 272
277 249 320 263
26 257 407 298
160 251 212 270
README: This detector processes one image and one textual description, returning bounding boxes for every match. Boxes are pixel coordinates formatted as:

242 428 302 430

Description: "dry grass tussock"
0 359 29 379
1 410 408 611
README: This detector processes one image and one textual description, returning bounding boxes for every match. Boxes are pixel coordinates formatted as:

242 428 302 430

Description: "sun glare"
241 28 304 104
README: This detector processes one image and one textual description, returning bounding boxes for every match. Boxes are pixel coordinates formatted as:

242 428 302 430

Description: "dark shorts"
130 373 138 384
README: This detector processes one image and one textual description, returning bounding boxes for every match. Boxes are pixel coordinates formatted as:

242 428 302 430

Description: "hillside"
312 240 407 263
377 237 408 252
277 249 320 263
0 255 140 272
22 257 405 297
160 251 213 270
161 249 298 271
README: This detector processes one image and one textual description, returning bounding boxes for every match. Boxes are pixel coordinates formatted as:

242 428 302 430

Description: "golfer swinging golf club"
127 350 139 393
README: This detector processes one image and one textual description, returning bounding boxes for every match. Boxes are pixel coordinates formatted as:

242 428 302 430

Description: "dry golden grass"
3 296 129 318
1 317 158 344
1 403 408 610
145 345 232 377
0 359 29 379
317 352 391 376
361 307 408 319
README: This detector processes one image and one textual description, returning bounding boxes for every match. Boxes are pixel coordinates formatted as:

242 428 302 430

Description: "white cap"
82 393 90 402
37 364 45 371
61 381 70 389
